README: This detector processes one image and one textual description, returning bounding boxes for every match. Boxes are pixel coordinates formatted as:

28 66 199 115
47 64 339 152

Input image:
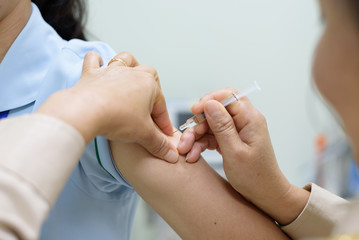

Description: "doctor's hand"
37 51 178 163
177 88 309 225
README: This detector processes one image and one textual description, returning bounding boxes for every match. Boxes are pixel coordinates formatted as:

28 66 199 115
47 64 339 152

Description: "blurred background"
85 0 359 239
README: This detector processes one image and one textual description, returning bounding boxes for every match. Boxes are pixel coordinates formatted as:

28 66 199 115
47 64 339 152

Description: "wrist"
36 90 101 144
264 184 310 225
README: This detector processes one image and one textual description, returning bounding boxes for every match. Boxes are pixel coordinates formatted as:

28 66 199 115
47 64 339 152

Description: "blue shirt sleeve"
33 39 134 195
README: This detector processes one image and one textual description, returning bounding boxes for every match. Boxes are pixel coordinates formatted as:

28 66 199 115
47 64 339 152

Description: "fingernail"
205 101 220 116
165 149 178 163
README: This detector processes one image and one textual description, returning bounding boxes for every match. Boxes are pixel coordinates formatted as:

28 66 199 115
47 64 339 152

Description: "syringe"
179 81 261 131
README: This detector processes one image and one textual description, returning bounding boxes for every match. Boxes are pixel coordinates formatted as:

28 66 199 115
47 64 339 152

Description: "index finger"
82 51 103 73
151 87 174 136
191 88 237 114
136 65 174 136
135 65 160 86
191 88 251 117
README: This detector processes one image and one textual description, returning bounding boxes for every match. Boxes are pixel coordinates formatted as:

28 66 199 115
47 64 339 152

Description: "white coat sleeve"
0 114 85 240
281 183 349 239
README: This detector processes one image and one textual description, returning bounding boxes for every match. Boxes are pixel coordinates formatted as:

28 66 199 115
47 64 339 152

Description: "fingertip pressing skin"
184 136 203 163
177 129 195 154
177 120 209 155
185 135 218 163
139 123 179 163
168 129 203 164
185 145 201 163
164 139 180 163
166 129 188 163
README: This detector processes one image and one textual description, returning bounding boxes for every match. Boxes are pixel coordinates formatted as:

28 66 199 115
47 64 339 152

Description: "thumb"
204 100 243 155
138 122 179 163
82 51 103 74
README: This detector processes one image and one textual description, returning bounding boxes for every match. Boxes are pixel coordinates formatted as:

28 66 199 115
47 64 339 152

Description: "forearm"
37 89 102 144
256 183 310 225
111 133 289 239
0 114 85 239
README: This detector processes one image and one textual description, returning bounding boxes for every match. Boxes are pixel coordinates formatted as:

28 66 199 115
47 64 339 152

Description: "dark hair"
31 0 87 40
345 0 359 26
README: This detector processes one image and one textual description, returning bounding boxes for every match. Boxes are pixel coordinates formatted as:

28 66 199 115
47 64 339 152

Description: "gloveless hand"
177 88 309 224
37 52 178 163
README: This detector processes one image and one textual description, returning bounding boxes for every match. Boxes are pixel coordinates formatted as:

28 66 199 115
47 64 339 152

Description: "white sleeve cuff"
281 183 349 239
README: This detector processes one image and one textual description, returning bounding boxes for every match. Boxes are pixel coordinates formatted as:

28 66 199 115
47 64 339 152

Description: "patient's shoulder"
33 39 117 109
62 39 116 63
41 39 116 88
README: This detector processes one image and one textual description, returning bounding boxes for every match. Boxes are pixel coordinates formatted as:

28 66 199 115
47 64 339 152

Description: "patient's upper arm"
110 132 288 240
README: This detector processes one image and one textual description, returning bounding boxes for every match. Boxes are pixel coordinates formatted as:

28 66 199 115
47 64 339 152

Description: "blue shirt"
0 4 138 240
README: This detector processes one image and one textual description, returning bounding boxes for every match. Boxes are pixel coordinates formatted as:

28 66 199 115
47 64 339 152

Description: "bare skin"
6 1 288 238
313 0 359 161
178 94 310 225
38 52 289 239
111 133 289 240
37 51 179 162
1 1 178 163
177 0 359 230
0 0 31 63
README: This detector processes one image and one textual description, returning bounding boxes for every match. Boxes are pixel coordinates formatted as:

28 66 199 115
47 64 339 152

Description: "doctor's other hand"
37 51 178 163
177 88 310 225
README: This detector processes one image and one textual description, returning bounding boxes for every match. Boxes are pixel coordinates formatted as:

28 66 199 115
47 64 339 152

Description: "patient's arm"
110 131 289 239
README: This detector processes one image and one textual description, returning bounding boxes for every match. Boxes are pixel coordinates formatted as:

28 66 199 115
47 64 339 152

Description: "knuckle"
247 110 270 139
201 136 216 151
253 110 268 127
146 65 157 73
256 110 266 122
145 65 159 80
199 142 207 152
119 51 133 59
193 123 208 138
144 76 157 90
232 148 242 158
139 124 169 157
212 116 235 136
225 87 236 93
115 52 135 66
194 140 207 153
207 135 218 150
200 93 214 103
86 51 98 57
232 144 249 159
200 91 216 102
148 136 168 156
224 87 237 95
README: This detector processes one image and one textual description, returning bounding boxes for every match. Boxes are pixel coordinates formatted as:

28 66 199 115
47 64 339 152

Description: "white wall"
86 0 324 185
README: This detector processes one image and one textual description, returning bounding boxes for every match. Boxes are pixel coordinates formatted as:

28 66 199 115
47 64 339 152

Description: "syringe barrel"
221 81 261 107
179 81 260 131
